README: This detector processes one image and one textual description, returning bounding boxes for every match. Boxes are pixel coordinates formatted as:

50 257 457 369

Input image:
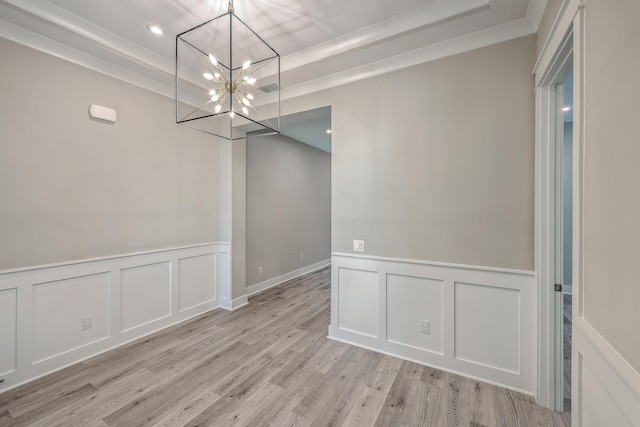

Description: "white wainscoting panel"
0 243 228 393
0 288 17 377
387 274 443 354
337 267 379 338
454 282 520 374
32 272 111 363
120 262 171 333
574 317 640 426
178 254 217 312
329 253 535 395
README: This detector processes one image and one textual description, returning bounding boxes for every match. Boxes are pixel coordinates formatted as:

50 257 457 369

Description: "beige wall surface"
537 0 563 56
582 0 640 371
0 38 221 269
324 36 536 270
246 133 331 286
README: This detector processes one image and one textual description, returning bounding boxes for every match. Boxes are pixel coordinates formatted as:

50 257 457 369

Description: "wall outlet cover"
420 320 431 335
353 240 365 252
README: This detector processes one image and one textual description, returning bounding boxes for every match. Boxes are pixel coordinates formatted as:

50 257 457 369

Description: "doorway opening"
556 71 573 412
535 24 578 412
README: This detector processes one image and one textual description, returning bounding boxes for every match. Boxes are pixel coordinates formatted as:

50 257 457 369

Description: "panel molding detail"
0 243 228 393
0 288 17 377
329 253 535 395
574 317 640 425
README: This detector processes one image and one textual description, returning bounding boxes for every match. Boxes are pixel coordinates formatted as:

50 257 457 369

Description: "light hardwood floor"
0 266 570 426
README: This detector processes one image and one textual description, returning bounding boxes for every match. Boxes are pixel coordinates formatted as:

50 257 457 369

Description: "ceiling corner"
525 0 549 32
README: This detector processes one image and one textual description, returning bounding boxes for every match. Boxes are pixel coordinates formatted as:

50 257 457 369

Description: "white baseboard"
219 295 249 311
574 317 640 425
247 258 331 297
0 242 230 394
328 253 535 395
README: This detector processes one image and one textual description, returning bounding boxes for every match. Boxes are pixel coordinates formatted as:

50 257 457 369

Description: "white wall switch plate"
353 240 365 252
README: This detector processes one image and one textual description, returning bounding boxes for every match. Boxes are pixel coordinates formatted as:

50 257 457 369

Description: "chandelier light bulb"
243 60 251 70
246 93 254 100
229 111 235 119
211 94 220 102
242 98 251 106
203 72 214 80
215 104 222 113
247 77 256 85
242 106 249 115
209 54 217 66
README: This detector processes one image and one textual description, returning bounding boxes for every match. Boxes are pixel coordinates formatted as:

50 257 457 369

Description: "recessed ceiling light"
326 129 332 134
563 106 571 112
147 24 164 35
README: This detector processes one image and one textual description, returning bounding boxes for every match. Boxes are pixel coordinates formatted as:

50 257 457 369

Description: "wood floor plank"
5 383 97 426
340 386 388 427
35 367 169 426
301 346 383 427
366 355 403 394
101 341 251 426
151 387 221 427
0 266 571 427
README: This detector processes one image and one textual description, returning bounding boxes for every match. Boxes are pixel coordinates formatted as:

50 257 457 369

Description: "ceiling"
0 0 546 149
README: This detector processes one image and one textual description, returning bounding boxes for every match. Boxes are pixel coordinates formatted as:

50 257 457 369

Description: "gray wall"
325 36 536 270
0 38 221 269
246 133 331 286
581 0 640 371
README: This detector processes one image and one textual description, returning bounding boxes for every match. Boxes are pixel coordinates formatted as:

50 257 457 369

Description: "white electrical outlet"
81 315 93 330
420 320 430 335
258 266 263 274
353 240 365 252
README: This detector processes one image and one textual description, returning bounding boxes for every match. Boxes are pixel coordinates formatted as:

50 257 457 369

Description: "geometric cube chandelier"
176 0 280 140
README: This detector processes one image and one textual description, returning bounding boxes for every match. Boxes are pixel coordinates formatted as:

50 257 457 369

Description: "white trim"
282 0 489 73
533 0 581 86
526 0 550 32
0 306 219 394
327 333 533 397
533 0 582 411
0 242 225 275
0 18 175 99
283 18 535 102
219 295 249 311
332 252 534 276
574 318 640 425
329 253 536 395
247 258 331 297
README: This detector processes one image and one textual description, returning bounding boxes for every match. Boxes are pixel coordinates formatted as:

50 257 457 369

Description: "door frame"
533 0 584 412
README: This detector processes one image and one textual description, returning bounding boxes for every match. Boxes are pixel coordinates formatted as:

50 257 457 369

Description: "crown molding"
0 18 175 98
525 0 549 32
281 0 490 74
1 0 538 102
281 18 536 102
